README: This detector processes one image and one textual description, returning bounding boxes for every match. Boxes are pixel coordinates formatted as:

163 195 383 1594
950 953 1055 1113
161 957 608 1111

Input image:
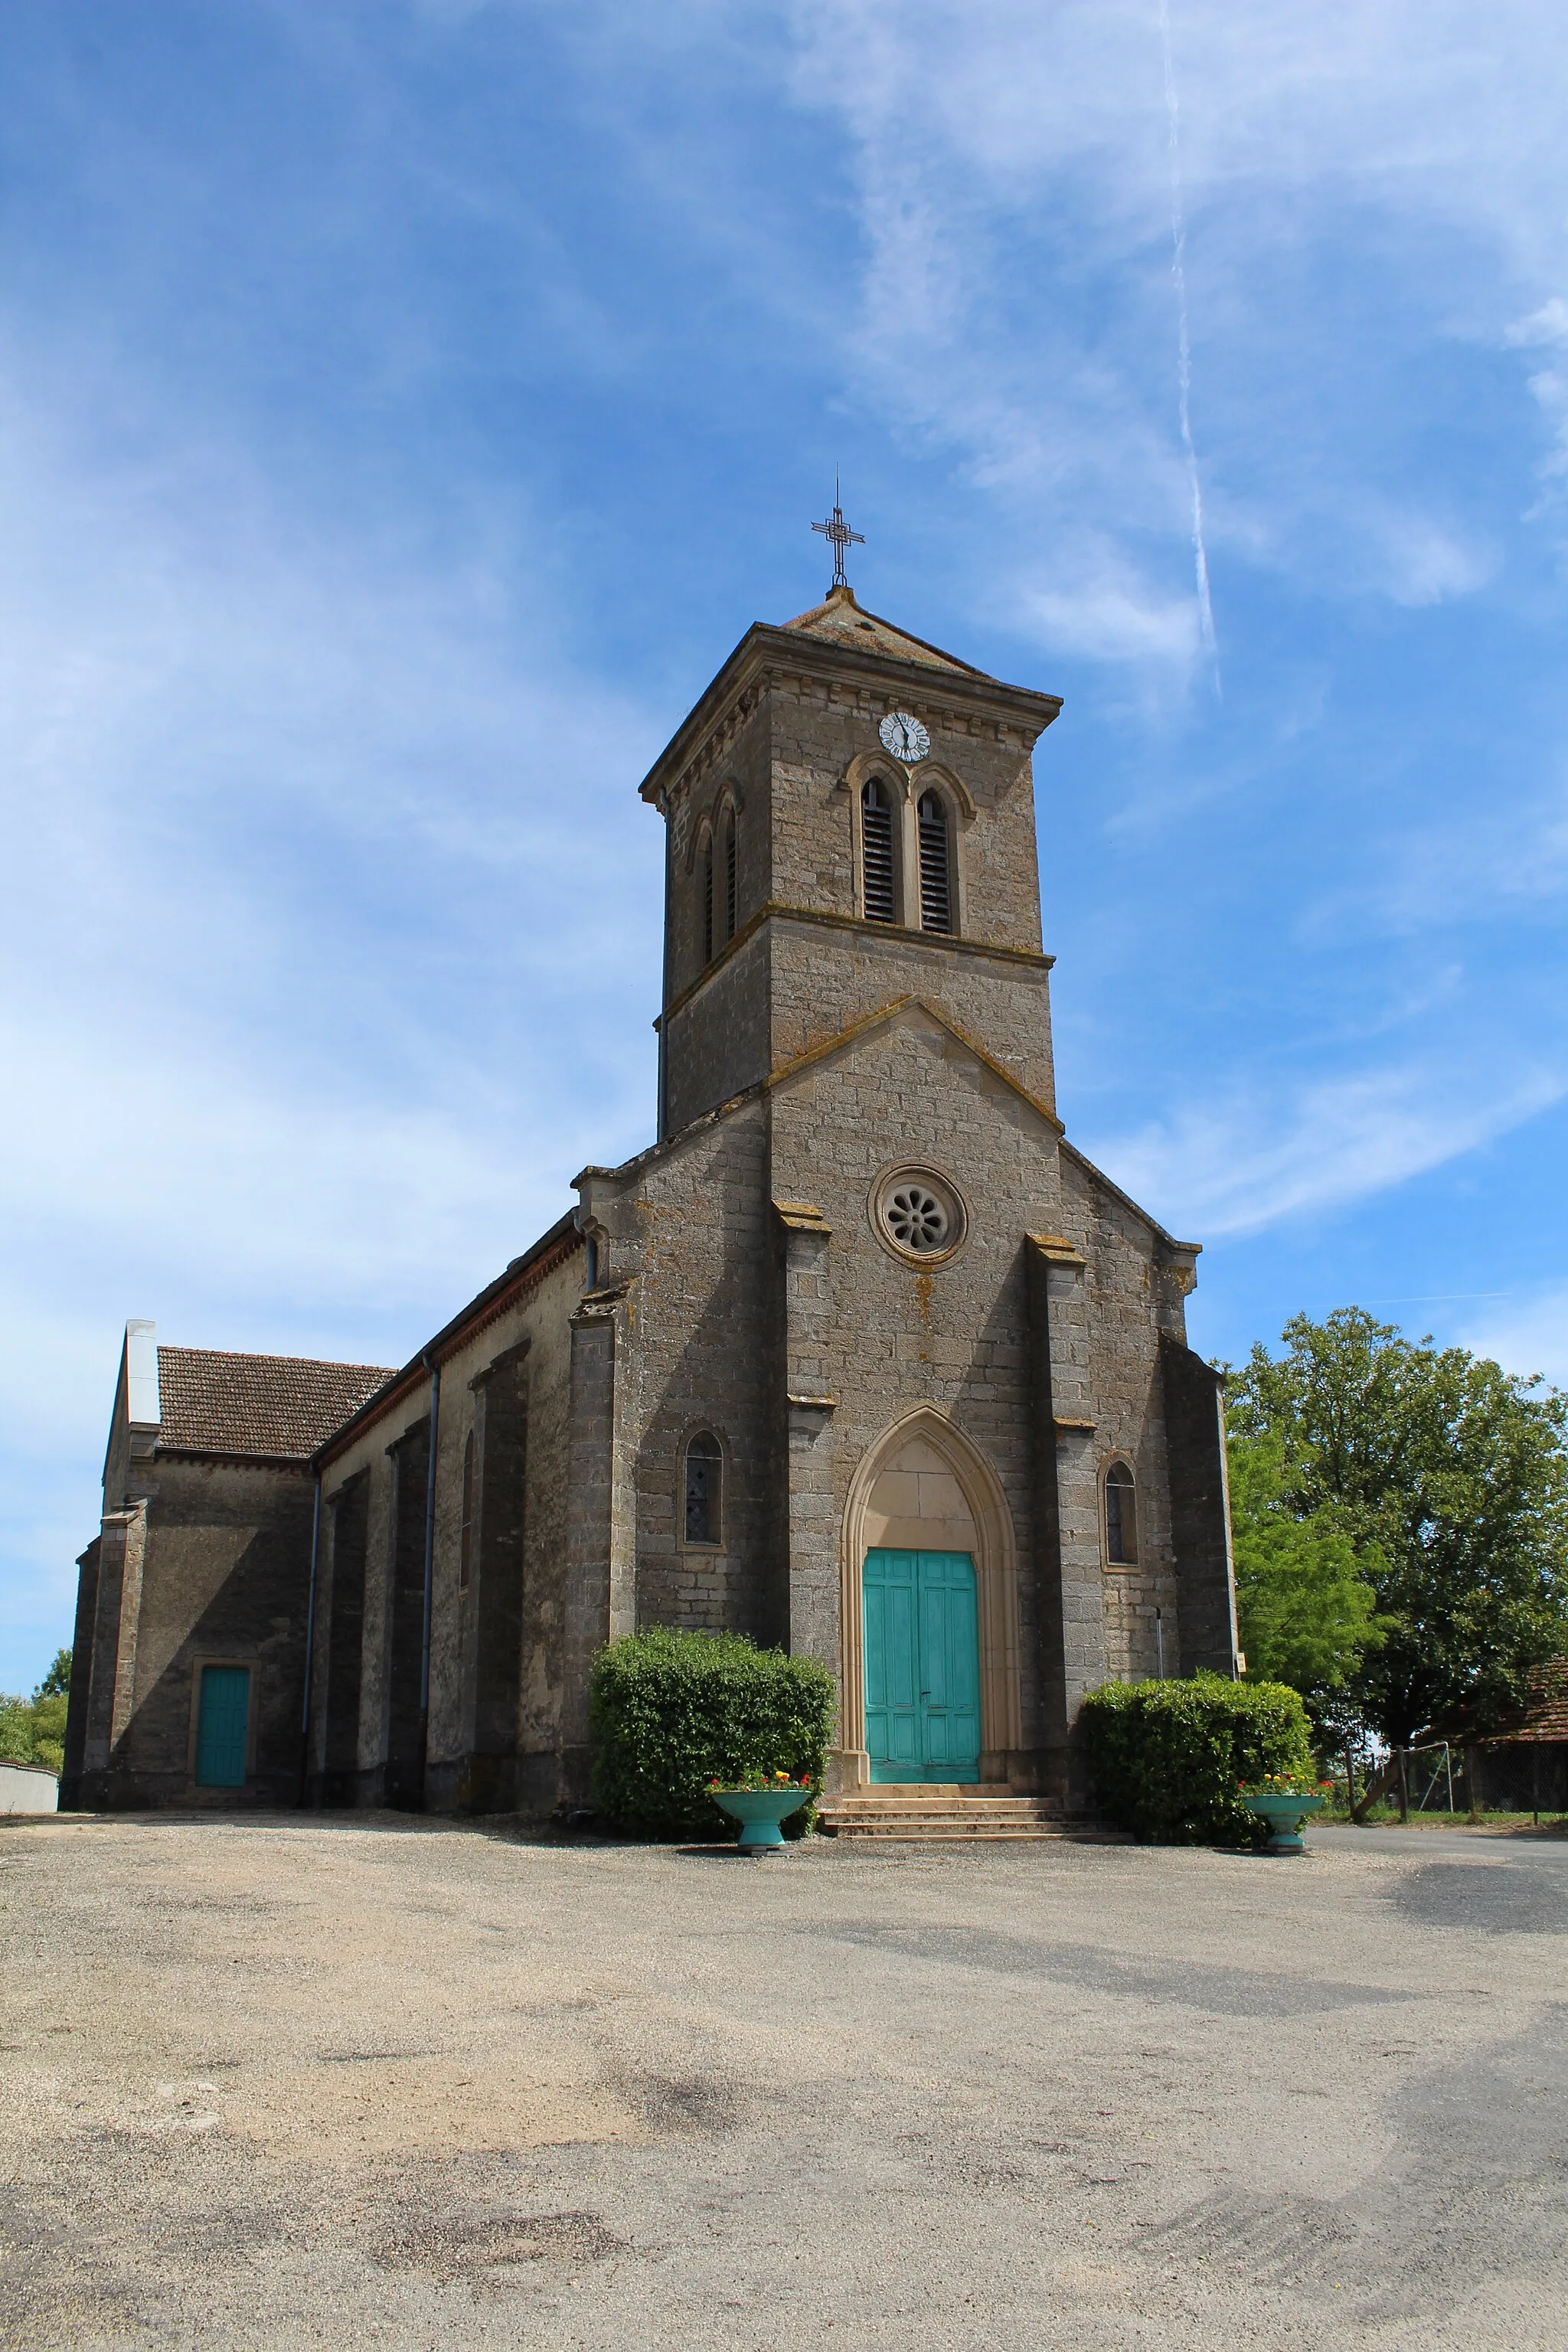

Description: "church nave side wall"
578 1101 781 1653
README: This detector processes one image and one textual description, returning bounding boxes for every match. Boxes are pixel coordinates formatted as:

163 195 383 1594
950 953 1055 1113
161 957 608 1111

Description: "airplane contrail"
1159 0 1220 692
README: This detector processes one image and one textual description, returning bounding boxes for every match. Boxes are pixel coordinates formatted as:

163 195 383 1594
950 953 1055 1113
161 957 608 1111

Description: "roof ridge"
780 583 992 678
156 1342 397 1374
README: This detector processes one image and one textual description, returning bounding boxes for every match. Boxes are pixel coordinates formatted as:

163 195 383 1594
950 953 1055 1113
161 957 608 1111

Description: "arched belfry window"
684 1432 723 1546
918 790 952 934
724 808 737 941
861 778 897 924
1105 1462 1138 1567
702 831 715 964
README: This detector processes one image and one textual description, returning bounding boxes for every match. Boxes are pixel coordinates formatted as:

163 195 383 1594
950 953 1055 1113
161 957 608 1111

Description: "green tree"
0 1696 34 1765
35 1648 71 1699
1228 1427 1384 1726
1227 1309 1568 1746
0 1650 72 1775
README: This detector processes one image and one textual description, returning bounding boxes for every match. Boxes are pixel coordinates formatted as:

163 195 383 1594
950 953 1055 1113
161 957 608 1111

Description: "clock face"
879 710 930 764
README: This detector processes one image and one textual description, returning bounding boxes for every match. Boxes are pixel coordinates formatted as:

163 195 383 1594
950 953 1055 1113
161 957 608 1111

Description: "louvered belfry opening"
861 778 896 923
702 833 715 962
724 809 737 940
918 790 952 933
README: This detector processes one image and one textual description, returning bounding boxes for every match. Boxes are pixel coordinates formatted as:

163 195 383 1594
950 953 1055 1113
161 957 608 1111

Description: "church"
61 543 1238 1822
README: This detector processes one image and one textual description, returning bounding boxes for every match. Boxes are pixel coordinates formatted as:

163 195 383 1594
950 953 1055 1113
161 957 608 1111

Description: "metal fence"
1377 1738 1568 1819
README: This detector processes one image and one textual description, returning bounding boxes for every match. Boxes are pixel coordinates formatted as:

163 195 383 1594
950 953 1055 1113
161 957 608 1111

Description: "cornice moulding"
639 622 1063 812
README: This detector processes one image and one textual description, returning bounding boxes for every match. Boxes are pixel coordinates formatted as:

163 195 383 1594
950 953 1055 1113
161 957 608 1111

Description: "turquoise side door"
194 1665 251 1788
863 1550 981 1784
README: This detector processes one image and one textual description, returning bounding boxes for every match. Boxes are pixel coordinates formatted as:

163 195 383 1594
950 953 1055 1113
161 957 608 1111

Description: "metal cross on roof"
812 480 864 591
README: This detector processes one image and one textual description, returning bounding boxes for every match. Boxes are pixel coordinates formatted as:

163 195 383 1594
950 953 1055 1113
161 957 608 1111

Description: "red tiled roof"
1512 1658 1568 1742
1422 1658 1568 1745
155 1347 397 1460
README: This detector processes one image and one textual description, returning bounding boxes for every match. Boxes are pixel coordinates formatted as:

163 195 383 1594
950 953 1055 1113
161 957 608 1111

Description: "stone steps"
816 1787 1084 1842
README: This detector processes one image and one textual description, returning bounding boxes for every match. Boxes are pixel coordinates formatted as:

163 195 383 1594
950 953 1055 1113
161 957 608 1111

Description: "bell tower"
639 567 1064 1140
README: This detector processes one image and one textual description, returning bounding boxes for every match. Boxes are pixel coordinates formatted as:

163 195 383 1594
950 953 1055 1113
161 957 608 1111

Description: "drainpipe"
298 1469 322 1807
417 1354 441 1800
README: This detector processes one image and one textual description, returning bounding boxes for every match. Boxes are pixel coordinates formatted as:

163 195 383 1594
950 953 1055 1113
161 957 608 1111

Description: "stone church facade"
63 582 1237 1818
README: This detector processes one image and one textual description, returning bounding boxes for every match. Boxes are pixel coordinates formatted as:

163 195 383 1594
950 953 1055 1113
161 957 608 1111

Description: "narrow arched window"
459 1429 475 1592
702 832 715 963
918 790 952 933
684 1432 722 1545
724 808 737 941
1105 1462 1138 1566
861 778 896 923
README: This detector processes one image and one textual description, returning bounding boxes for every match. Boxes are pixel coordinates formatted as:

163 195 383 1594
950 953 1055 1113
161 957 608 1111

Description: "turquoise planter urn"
1242 1791 1327 1855
710 1787 808 1851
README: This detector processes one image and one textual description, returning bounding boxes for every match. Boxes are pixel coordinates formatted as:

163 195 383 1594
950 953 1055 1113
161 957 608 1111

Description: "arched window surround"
680 1426 727 1550
684 789 743 975
843 751 972 936
1102 1457 1139 1570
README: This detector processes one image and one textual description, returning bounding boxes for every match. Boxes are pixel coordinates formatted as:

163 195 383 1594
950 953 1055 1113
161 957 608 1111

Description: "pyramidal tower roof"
782 583 993 679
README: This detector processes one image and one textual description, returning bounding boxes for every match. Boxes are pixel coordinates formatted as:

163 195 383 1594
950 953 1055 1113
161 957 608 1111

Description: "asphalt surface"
2 1812 1564 2350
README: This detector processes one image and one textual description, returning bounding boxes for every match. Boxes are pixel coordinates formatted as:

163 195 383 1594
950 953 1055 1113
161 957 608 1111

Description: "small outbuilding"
1416 1658 1568 1815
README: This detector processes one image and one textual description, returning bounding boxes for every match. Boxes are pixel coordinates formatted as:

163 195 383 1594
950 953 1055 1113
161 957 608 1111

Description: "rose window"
884 1184 950 1253
872 1167 967 1263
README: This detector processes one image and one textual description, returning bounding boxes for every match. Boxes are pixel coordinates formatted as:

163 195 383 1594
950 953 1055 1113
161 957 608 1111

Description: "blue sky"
3 1 1566 1688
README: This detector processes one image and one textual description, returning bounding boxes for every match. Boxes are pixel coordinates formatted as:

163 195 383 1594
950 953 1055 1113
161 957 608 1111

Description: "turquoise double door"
863 1549 981 1784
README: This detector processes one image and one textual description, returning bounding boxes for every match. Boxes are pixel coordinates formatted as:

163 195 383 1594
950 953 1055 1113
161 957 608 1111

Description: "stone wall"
70 1457 316 1810
308 1238 583 1816
1161 1336 1240 1677
576 1100 780 1654
662 911 1058 1139
1055 1146 1190 1697
665 699 772 1003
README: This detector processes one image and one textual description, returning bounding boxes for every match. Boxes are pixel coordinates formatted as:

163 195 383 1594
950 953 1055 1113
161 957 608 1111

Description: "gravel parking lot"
2 1812 1564 2350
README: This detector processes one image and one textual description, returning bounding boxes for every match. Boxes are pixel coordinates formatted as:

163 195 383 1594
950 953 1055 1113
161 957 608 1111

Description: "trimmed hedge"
589 1628 836 1840
1080 1672 1315 1845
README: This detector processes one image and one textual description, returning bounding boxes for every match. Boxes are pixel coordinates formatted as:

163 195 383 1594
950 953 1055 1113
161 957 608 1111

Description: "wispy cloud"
1506 294 1568 505
1014 547 1201 670
0 354 663 1661
1459 1283 1568 1392
1089 1060 1566 1240
786 0 1568 663
1158 0 1219 686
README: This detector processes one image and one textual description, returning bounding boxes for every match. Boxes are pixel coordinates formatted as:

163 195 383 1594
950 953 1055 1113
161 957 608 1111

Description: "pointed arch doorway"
837 1408 1023 1791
